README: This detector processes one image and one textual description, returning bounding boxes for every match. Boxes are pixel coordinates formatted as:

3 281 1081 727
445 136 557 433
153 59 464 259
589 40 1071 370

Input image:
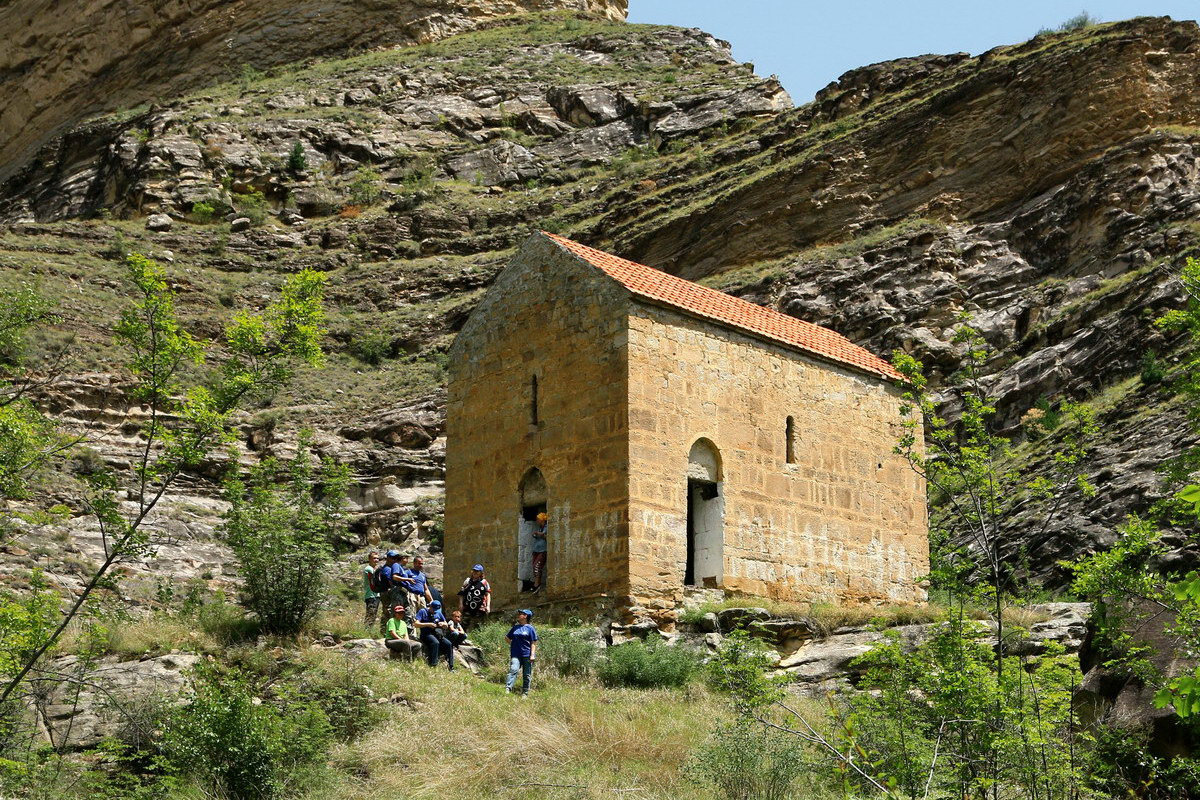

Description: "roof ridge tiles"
539 231 900 381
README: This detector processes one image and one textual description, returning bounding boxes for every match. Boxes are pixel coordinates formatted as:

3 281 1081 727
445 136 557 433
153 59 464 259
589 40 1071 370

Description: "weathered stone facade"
626 305 927 611
445 235 632 612
445 233 927 615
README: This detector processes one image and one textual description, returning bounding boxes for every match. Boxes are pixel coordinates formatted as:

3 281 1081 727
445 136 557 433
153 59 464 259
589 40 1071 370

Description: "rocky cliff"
2 13 1199 609
0 0 627 181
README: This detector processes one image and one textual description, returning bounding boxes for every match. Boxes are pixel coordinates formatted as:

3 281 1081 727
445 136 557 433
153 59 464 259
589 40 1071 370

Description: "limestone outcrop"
0 0 627 182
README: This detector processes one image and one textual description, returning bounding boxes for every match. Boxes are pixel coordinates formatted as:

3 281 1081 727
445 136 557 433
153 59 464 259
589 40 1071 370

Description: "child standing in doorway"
531 511 547 593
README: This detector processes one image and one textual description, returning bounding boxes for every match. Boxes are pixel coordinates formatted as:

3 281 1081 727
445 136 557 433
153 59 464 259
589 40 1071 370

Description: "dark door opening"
520 502 546 593
518 466 548 595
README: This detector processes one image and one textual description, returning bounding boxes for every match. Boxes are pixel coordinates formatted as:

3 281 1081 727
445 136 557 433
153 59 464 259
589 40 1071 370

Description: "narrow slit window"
530 375 539 426
785 416 796 464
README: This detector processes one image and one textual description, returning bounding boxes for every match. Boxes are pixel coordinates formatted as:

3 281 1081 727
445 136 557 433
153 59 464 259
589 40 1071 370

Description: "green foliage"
848 623 1086 799
286 141 308 175
234 190 268 226
347 166 383 206
0 285 62 498
535 627 600 678
190 197 231 224
1088 725 1200 799
1 253 327 709
162 662 331 800
894 321 1096 598
221 434 347 635
350 330 392 364
1071 258 1200 719
705 630 784 711
217 268 326 408
686 719 808 800
1036 11 1100 36
0 571 58 683
0 402 58 499
194 597 261 646
0 284 58 366
596 639 699 689
287 656 381 742
1141 351 1167 385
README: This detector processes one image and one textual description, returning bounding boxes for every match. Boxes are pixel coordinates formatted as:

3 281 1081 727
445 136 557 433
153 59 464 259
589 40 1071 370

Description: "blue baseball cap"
519 608 534 619
472 564 484 571
385 549 400 558
430 600 442 609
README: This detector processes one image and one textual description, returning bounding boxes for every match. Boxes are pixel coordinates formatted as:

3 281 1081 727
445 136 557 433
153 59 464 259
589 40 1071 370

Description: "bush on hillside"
597 639 699 689
162 663 331 800
687 719 809 800
537 627 600 678
221 436 348 636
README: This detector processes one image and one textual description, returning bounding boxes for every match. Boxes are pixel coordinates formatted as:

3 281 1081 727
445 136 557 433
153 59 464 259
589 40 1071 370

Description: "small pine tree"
287 141 308 175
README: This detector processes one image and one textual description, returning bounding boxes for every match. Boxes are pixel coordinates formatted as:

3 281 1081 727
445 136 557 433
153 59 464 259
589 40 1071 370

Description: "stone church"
444 232 927 616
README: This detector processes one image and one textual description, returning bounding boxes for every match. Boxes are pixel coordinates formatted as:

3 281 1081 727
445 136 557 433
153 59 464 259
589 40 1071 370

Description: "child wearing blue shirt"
505 609 538 696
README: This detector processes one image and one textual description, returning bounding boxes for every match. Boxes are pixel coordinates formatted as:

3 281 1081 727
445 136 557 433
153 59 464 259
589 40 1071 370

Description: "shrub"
191 201 217 223
350 331 392 364
537 627 600 678
1141 351 1167 385
466 620 510 664
687 719 808 800
347 166 383 206
221 437 348 635
286 141 308 175
288 656 382 742
162 663 331 800
597 639 699 689
235 190 268 227
1037 10 1100 35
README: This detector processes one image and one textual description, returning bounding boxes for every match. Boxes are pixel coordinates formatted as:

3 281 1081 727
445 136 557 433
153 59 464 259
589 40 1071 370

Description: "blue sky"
626 2 1200 102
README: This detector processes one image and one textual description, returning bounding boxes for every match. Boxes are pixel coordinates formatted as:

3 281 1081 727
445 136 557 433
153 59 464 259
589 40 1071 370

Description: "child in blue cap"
505 609 538 696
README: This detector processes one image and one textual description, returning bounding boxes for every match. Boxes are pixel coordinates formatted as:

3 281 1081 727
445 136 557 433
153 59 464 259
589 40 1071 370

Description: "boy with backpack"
373 551 399 635
362 551 381 627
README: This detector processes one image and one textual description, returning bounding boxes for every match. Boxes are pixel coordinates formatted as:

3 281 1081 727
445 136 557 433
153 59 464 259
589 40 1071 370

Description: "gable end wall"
624 302 928 611
445 236 632 612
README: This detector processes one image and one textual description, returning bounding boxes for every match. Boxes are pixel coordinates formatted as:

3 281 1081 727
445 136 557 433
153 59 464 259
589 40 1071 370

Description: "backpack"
372 563 391 595
461 577 488 612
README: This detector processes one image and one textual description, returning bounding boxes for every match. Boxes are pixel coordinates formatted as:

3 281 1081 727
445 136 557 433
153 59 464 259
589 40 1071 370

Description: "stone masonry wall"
445 235 631 611
625 304 927 612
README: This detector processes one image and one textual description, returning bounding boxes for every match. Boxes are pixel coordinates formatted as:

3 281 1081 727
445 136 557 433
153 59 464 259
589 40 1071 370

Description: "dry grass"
684 595 947 633
317 663 727 800
684 595 1054 636
309 605 376 641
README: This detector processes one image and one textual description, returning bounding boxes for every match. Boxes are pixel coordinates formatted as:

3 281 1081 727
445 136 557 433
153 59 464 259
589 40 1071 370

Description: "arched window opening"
785 416 797 464
517 468 547 594
686 439 724 588
530 375 539 426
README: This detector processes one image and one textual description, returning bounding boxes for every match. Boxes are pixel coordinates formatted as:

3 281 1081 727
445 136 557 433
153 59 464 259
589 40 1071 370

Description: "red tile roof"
541 232 900 381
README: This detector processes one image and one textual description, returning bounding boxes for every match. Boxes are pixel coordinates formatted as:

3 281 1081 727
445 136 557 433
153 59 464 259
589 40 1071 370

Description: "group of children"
360 551 540 694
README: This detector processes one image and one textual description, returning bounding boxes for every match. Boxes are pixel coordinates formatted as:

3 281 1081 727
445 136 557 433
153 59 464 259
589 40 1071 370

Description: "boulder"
747 618 819 653
229 217 252 232
715 606 771 631
146 213 172 231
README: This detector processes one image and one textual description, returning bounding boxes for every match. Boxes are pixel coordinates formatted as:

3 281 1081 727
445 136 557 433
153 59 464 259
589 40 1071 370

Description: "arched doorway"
686 439 724 587
517 468 547 593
